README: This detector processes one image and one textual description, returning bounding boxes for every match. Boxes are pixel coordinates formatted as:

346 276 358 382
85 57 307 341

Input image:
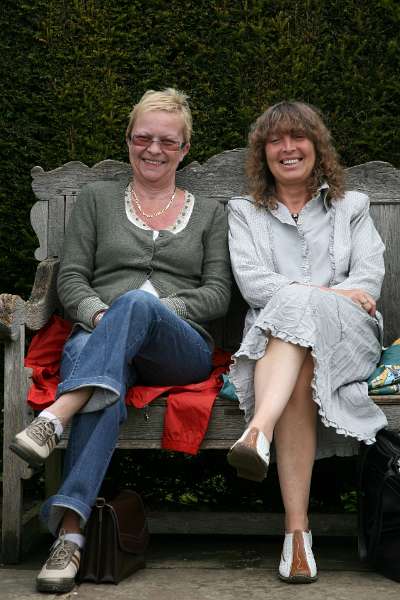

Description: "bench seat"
55 395 400 450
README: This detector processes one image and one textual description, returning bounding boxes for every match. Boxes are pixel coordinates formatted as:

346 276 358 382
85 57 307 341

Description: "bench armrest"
0 258 60 340
0 294 26 341
25 258 60 331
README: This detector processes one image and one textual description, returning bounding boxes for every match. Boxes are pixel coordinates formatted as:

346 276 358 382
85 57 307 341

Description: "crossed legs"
38 389 92 535
251 337 317 530
273 351 317 532
10 291 214 592
54 338 318 550
229 336 318 582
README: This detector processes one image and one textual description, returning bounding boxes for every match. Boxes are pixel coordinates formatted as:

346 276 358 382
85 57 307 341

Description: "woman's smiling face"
128 110 190 186
265 130 316 190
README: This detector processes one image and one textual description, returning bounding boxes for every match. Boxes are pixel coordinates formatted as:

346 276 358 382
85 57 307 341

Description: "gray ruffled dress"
228 188 387 458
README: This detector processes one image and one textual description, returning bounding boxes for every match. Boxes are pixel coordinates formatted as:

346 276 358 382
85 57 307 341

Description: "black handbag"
79 490 150 584
358 428 400 582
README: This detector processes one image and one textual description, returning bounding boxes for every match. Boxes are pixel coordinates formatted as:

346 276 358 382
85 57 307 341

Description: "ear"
179 142 190 162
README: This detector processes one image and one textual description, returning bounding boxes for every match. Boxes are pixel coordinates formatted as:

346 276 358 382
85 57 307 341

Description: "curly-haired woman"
227 101 386 583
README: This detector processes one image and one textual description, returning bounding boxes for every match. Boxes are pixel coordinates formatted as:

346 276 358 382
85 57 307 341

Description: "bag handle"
95 497 106 580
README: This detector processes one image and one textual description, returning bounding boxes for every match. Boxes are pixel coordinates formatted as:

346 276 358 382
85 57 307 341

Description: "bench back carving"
31 151 400 347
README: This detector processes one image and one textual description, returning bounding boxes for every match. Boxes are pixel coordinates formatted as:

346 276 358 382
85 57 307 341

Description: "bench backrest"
31 151 400 347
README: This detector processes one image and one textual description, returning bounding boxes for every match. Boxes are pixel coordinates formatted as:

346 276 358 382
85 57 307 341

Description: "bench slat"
55 396 400 451
147 511 357 537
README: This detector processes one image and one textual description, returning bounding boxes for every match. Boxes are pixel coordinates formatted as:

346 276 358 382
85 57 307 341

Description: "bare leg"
60 509 81 534
47 388 93 427
251 337 308 440
228 337 310 481
274 353 317 532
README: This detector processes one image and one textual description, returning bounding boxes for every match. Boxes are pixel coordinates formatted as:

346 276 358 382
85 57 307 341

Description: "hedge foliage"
0 0 399 296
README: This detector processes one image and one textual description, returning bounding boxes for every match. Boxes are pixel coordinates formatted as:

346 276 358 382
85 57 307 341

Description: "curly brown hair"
246 101 345 208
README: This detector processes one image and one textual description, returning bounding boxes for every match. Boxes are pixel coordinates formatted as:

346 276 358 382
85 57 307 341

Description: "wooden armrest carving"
0 294 26 340
25 258 60 331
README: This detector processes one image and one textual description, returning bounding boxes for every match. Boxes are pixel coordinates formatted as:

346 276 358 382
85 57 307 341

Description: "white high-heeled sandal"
227 427 270 482
279 530 318 583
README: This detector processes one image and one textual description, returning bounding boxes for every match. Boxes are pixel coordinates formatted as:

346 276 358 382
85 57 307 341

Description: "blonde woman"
11 88 231 592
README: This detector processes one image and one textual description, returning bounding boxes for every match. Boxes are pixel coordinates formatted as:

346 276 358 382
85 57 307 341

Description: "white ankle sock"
39 410 64 438
64 533 85 549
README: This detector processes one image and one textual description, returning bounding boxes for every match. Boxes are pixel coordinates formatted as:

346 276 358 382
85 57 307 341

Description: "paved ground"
1 534 399 599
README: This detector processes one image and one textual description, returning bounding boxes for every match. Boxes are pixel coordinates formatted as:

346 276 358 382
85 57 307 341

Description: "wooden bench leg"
1 328 32 564
2 458 24 563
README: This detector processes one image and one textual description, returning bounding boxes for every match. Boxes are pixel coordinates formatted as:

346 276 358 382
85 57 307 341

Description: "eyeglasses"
130 134 185 151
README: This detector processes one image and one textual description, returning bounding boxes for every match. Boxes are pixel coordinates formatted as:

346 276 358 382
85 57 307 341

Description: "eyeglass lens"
131 135 183 150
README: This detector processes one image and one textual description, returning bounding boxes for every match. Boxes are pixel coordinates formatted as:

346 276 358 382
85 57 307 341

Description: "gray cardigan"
57 178 231 345
228 190 385 308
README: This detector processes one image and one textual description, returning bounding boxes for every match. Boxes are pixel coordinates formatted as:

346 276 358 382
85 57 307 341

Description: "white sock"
63 533 85 549
39 409 64 438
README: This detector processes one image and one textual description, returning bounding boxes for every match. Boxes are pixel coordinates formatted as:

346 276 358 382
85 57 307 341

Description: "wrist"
92 309 106 327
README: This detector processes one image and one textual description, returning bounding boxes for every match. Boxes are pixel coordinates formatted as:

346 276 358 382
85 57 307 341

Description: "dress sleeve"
331 194 385 300
57 185 109 328
228 198 294 308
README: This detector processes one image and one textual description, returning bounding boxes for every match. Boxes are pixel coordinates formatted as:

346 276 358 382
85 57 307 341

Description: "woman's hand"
328 288 376 317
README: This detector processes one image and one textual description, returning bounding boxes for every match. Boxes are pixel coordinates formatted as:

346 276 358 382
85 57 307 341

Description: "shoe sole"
279 573 318 584
9 440 44 470
227 443 268 482
37 577 76 593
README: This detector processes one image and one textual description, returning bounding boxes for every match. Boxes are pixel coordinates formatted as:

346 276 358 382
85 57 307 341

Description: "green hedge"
1 0 399 296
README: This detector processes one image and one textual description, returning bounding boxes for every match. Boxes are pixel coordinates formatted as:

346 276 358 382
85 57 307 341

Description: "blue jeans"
40 290 213 535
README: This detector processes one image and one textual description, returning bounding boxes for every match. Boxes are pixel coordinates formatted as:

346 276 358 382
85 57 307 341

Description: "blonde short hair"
126 88 192 143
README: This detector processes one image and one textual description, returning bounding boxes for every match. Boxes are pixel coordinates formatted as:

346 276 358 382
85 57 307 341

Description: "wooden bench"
1 150 400 564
